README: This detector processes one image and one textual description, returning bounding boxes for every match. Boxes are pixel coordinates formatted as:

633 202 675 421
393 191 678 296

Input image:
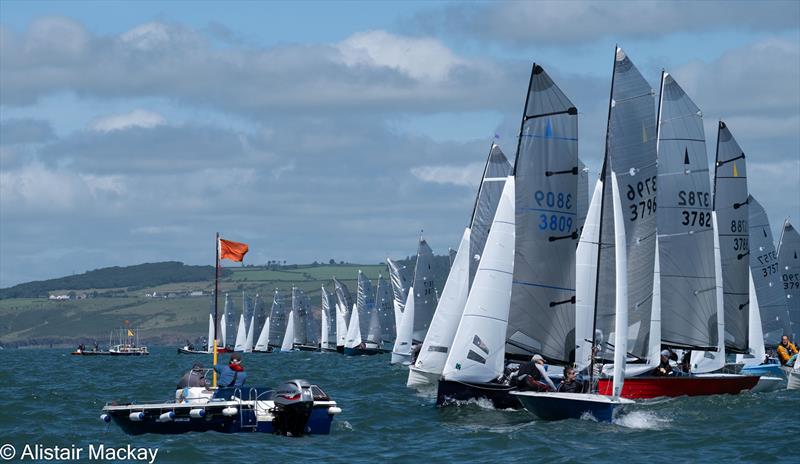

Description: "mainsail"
291 287 309 345
386 258 411 334
713 121 750 354
749 197 792 345
469 144 512 286
594 47 658 361
254 294 271 352
656 71 717 350
375 275 395 342
320 286 337 350
507 63 579 364
411 239 437 342
268 289 288 348
356 271 380 346
778 219 800 340
333 278 353 348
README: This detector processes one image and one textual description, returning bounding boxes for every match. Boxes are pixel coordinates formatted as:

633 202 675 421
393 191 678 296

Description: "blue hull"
343 347 382 356
512 393 623 422
436 379 522 409
741 363 786 379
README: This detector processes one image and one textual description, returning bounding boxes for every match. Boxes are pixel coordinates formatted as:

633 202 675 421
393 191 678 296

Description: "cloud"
0 118 56 145
91 109 166 132
0 18 515 115
410 162 484 187
412 0 799 46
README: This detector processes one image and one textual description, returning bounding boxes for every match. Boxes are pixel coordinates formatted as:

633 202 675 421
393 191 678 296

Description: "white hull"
406 366 439 389
785 367 800 390
748 376 785 393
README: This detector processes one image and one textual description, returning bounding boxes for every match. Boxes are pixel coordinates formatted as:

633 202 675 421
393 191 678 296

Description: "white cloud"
91 109 166 132
337 30 468 82
410 162 484 187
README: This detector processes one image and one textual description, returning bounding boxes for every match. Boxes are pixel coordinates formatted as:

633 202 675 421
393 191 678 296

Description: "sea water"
0 348 797 463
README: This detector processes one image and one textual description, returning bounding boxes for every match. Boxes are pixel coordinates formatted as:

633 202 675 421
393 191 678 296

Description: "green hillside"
0 258 450 348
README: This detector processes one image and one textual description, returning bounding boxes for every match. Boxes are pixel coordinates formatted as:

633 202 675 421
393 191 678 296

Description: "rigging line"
716 153 745 167
659 137 706 142
546 166 579 176
612 91 653 104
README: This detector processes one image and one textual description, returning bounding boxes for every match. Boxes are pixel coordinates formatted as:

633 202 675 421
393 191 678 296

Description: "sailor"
214 353 247 387
652 350 674 376
177 362 207 389
516 354 557 392
558 366 583 393
777 335 798 366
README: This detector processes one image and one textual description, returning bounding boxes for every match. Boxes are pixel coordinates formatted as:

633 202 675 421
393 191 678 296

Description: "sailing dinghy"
344 271 383 355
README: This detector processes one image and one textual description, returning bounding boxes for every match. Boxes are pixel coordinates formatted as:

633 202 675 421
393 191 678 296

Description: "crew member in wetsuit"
214 353 247 387
516 354 557 391
652 350 674 376
558 366 583 393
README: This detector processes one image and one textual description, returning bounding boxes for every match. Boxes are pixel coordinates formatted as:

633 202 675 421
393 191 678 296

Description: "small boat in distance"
73 324 148 356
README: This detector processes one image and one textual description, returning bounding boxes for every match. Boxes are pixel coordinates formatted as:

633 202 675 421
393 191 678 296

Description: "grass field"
0 263 403 347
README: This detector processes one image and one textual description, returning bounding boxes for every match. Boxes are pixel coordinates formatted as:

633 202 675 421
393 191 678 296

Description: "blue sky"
1 0 798 286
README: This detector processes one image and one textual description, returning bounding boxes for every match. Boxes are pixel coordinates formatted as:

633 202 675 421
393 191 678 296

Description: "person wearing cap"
652 349 674 377
515 354 557 391
177 362 207 389
214 353 248 387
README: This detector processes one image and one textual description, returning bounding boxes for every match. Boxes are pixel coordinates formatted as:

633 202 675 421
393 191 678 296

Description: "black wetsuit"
558 379 583 393
651 360 673 377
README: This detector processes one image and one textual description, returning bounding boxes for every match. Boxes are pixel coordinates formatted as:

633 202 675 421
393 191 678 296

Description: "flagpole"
213 232 220 388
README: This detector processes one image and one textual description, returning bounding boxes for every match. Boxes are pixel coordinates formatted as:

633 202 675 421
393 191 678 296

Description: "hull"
741 363 786 379
784 367 800 390
750 376 786 393
103 387 339 435
343 346 382 356
512 391 633 422
596 374 758 399
407 366 439 389
390 352 411 365
436 379 521 410
296 345 319 352
72 351 148 356
336 345 344 354
177 346 233 355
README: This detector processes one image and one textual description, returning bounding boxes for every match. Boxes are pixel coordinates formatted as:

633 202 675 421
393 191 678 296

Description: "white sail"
333 278 353 348
691 212 727 373
234 313 247 352
647 236 662 368
220 293 229 347
336 301 348 348
207 313 214 352
345 303 362 349
739 272 766 365
575 179 603 371
391 287 415 364
386 258 411 334
243 313 255 352
409 228 472 387
442 176 515 382
320 307 329 350
255 316 270 351
611 172 628 398
320 286 335 350
281 310 295 352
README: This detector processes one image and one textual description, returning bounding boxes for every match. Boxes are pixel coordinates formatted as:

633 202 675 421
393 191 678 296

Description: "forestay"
594 47 658 361
507 63 579 364
713 121 750 354
656 72 717 350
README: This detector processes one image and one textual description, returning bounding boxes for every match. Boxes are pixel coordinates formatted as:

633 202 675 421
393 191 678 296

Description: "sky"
1 0 798 287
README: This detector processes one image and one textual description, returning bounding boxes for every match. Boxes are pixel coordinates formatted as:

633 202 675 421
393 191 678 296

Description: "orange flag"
219 238 249 262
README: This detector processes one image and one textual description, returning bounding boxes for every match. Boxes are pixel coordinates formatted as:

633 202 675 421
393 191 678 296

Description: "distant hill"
0 256 453 347
0 261 229 299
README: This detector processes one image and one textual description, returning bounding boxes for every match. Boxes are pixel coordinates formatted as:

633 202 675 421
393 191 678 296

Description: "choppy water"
0 348 798 463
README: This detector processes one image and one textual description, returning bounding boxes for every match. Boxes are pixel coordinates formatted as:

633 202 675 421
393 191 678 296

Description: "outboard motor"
272 379 314 436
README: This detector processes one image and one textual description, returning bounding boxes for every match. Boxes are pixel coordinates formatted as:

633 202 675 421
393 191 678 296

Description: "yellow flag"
733 161 739 177
127 329 134 337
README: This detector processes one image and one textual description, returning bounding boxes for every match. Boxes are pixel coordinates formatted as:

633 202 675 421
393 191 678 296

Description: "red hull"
596 375 759 399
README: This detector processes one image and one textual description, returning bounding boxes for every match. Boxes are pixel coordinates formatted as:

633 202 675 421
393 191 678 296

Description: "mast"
213 232 220 387
589 45 618 388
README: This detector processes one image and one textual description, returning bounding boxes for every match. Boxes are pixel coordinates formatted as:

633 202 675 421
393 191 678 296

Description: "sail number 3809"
534 190 573 232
